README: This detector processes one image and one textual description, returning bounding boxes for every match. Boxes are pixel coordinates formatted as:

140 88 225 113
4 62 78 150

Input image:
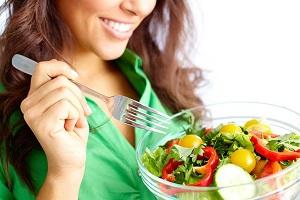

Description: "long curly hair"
0 0 204 193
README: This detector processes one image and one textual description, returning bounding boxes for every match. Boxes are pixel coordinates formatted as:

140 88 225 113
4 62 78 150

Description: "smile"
100 18 132 33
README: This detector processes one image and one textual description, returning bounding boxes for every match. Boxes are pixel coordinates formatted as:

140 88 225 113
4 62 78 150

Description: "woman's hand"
20 60 91 188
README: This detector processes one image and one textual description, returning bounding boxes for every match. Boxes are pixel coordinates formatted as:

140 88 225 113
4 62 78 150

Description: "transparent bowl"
136 102 300 200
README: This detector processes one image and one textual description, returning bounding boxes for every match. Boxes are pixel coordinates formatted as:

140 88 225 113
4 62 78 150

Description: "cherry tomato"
178 135 203 148
220 123 243 135
230 149 256 173
244 119 272 134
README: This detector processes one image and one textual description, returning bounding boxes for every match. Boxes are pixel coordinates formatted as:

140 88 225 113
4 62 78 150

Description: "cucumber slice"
215 164 256 200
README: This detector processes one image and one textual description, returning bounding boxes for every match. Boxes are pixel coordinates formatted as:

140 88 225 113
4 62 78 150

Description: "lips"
100 17 132 33
99 17 134 40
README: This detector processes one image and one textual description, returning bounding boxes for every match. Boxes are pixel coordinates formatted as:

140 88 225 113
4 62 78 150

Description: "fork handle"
12 54 36 75
12 54 110 103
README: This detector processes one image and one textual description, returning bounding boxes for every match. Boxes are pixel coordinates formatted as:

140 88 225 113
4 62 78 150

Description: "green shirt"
0 49 167 200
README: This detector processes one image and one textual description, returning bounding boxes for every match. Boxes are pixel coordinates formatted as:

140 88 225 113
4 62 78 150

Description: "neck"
62 48 111 78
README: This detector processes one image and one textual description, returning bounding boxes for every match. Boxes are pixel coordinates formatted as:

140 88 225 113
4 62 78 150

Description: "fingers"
44 99 89 141
21 76 91 116
21 59 90 141
21 87 85 132
35 87 85 121
29 60 78 93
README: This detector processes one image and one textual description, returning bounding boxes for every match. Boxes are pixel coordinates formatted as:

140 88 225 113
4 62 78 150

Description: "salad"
142 115 300 199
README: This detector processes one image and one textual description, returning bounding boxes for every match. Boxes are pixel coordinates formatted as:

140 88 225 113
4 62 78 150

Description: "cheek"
78 0 115 13
62 1 115 41
145 0 157 16
57 0 106 32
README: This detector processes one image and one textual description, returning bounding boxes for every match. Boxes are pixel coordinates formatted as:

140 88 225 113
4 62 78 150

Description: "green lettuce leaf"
267 133 300 151
142 147 168 177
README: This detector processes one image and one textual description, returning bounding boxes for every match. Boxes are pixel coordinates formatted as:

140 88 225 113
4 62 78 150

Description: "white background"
189 0 300 113
1 1 299 113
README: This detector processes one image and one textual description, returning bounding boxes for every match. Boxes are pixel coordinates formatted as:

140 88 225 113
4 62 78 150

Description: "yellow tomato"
178 135 203 148
244 119 272 134
230 149 256 173
219 123 243 135
244 119 260 128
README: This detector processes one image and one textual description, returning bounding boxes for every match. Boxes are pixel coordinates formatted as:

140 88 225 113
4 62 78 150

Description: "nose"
121 0 156 17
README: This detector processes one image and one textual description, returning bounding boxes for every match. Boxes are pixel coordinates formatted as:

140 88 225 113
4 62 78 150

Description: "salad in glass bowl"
136 102 300 200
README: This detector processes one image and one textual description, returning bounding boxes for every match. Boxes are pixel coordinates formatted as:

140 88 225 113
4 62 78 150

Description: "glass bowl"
136 102 300 200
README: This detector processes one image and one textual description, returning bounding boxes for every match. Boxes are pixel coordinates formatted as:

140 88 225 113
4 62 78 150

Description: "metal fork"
12 54 171 134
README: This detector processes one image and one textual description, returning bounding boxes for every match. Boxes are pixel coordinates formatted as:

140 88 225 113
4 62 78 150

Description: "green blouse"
0 49 167 200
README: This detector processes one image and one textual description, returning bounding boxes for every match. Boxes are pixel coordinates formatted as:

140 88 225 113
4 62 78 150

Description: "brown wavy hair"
0 0 204 193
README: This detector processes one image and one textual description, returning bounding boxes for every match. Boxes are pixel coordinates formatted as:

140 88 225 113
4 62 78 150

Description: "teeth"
102 18 131 33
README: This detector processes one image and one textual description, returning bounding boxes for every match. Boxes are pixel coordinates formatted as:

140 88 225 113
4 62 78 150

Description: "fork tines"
123 101 171 134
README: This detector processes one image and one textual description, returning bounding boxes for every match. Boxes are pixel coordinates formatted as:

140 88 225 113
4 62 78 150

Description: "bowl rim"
136 101 300 191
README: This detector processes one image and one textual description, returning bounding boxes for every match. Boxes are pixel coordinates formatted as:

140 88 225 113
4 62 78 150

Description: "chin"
94 42 128 61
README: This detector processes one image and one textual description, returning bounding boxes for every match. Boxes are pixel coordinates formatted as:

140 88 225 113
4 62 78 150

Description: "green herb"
172 161 203 185
165 148 181 162
203 125 254 159
235 134 254 152
185 164 193 182
267 133 300 152
280 160 292 166
218 157 231 168
191 145 204 162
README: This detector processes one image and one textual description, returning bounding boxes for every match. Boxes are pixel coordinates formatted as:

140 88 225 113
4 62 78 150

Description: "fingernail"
86 105 92 115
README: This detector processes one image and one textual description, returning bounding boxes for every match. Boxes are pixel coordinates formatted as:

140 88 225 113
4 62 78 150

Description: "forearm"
37 171 84 200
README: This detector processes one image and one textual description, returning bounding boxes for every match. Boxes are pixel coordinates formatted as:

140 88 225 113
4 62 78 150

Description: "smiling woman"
0 0 204 200
56 0 156 59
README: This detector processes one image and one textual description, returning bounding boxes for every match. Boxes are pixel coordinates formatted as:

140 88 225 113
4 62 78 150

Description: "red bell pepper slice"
160 146 219 197
161 146 219 187
165 139 179 154
188 146 219 187
162 158 183 182
250 135 300 161
259 160 282 178
160 157 185 195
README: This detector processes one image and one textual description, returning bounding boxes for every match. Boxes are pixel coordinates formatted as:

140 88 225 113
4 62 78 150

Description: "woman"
0 0 203 199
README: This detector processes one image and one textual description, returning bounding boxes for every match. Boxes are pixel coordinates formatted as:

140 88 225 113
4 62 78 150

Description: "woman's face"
57 0 157 60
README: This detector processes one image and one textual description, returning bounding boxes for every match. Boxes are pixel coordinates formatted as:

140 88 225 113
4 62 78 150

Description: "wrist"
47 166 85 183
37 170 84 200
47 169 84 191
